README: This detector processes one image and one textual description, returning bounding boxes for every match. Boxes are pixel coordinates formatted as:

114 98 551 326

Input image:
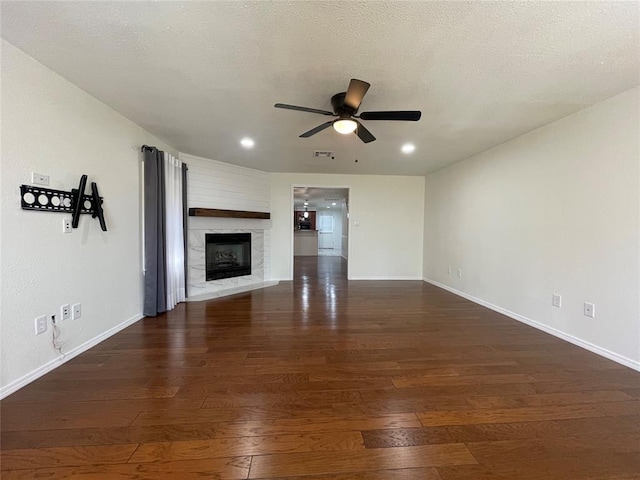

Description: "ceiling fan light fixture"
275 78 421 143
333 118 357 135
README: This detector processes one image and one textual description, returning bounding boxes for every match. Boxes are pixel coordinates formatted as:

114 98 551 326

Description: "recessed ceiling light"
401 143 415 154
240 138 255 148
332 202 336 206
304 201 308 206
327 206 330 208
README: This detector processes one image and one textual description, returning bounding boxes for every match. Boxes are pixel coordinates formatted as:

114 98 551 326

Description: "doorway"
292 186 349 276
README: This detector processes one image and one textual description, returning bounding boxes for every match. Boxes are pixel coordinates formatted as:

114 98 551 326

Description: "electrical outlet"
457 268 462 278
62 218 72 233
584 302 595 318
552 293 562 308
61 304 71 321
31 172 49 186
35 315 47 335
72 303 82 320
448 266 452 275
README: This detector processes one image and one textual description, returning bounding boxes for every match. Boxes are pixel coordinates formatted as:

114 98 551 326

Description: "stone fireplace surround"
187 216 276 301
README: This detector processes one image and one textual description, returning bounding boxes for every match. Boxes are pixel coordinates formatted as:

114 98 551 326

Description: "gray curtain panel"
143 147 167 316
182 163 189 298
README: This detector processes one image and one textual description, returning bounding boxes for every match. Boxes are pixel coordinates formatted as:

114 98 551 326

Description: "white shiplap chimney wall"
180 153 272 298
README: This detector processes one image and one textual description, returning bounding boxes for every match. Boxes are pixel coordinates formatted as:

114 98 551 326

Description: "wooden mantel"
188 208 270 219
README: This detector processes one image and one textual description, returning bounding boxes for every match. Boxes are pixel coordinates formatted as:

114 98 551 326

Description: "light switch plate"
35 315 47 335
72 303 82 320
31 172 49 186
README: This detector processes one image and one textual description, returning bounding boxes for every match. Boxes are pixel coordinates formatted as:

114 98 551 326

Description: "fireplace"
206 233 251 281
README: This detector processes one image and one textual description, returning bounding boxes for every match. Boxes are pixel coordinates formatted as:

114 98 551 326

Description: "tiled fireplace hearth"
187 216 273 300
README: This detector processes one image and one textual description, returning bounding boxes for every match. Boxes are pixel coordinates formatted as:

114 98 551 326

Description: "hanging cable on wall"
50 316 64 356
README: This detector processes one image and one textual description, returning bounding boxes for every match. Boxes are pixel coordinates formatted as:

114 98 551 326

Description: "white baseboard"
0 313 144 400
423 278 640 372
349 276 423 281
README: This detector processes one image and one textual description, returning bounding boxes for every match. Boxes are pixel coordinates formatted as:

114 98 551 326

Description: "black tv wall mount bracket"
20 174 107 231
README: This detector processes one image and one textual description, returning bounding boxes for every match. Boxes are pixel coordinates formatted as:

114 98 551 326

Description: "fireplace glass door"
206 233 251 280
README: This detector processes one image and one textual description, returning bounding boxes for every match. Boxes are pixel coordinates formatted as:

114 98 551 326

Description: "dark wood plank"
441 415 640 443
213 413 421 437
201 390 361 408
0 457 251 479
132 405 335 426
362 414 640 448
392 373 537 388
332 397 471 417
1 444 138 470
255 469 443 480
248 444 477 478
189 207 270 219
362 426 456 448
129 431 364 463
0 423 220 450
417 404 607 427
1 411 138 432
464 390 633 408
437 458 640 480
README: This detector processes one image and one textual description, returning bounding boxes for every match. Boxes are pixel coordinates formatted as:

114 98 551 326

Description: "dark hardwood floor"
2 256 639 479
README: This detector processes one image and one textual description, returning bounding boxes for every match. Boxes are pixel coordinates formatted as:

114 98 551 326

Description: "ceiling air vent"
313 150 334 159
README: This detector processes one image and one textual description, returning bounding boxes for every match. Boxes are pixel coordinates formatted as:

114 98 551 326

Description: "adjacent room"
1 1 639 479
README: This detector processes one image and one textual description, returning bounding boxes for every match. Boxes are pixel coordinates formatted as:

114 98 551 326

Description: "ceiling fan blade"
355 120 376 143
358 111 422 121
275 103 335 116
344 79 371 111
300 121 334 138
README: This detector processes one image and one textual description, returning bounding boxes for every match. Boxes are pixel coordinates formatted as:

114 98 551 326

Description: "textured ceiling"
2 1 638 175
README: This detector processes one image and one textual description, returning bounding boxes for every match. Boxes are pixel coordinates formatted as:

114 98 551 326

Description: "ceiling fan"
274 79 421 143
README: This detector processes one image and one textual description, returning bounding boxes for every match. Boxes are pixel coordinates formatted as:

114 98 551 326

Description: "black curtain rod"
141 146 186 170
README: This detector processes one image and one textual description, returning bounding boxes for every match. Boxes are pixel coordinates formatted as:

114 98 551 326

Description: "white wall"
271 174 425 280
423 87 640 368
0 40 178 397
183 153 270 212
341 200 349 259
180 153 271 296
